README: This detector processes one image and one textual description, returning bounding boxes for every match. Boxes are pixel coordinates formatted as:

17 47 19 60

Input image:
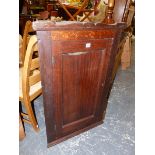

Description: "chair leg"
24 99 40 132
19 114 26 140
121 35 132 70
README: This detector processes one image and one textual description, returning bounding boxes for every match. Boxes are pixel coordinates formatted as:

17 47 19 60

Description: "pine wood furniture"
19 35 42 132
21 20 35 66
19 34 23 66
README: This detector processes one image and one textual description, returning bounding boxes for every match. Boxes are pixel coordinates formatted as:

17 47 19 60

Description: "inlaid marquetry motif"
51 30 116 40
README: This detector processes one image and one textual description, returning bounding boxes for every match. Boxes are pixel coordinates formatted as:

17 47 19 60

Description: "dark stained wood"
47 120 103 148
33 21 125 147
103 0 131 24
104 0 131 93
113 0 131 22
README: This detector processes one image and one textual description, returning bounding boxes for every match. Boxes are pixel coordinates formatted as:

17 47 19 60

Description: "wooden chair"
19 35 42 132
113 0 131 23
57 0 89 21
121 4 135 70
103 0 132 99
19 114 26 140
103 0 131 23
112 1 134 70
19 34 23 66
104 0 132 80
21 20 35 66
113 0 134 71
79 0 106 22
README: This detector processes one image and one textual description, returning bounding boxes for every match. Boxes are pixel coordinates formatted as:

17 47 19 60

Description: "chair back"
113 0 131 22
126 5 135 28
21 20 35 65
22 35 41 99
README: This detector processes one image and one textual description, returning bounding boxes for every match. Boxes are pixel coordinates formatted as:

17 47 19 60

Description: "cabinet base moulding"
47 120 103 147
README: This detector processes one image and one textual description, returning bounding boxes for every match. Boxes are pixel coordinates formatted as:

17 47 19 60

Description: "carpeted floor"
19 40 135 155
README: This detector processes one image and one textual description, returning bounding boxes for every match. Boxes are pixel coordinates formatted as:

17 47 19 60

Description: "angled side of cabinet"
33 21 125 147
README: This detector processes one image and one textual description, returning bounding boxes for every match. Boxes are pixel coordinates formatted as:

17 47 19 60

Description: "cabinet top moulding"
32 21 126 31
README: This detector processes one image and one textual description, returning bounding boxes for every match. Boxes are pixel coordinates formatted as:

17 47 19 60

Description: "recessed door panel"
52 39 111 137
62 50 104 125
55 45 109 135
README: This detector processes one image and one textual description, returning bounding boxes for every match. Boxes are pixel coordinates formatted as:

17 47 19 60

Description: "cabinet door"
52 39 111 138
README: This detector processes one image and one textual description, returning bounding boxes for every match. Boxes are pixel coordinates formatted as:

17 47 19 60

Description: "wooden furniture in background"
121 5 135 70
57 0 89 21
38 10 50 19
21 20 35 66
121 34 132 70
19 35 42 132
107 0 132 81
104 0 131 24
19 0 45 35
19 15 36 35
113 0 131 23
19 34 23 66
46 1 59 17
77 0 104 22
33 18 125 147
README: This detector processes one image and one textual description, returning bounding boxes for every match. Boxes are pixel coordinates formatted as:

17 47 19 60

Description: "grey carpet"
19 40 135 155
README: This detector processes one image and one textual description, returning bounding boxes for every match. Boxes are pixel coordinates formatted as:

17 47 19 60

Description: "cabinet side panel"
37 31 57 143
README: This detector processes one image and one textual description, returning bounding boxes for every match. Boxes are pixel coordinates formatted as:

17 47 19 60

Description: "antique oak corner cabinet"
33 21 125 147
